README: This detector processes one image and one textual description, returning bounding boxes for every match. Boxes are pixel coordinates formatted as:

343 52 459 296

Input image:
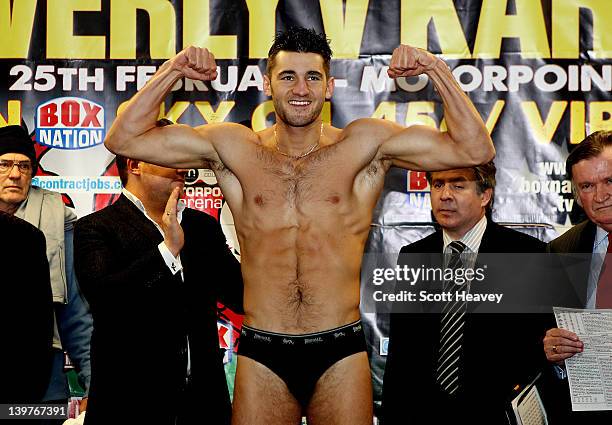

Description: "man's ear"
480 188 493 209
127 159 141 176
325 76 335 100
263 75 272 96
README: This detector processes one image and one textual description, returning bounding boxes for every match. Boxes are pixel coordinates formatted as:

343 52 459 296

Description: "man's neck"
124 186 164 224
445 229 466 241
275 118 323 154
442 215 488 254
446 214 486 241
0 201 18 215
146 205 164 224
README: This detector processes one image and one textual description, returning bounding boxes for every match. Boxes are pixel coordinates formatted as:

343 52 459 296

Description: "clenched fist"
169 46 218 81
387 45 439 79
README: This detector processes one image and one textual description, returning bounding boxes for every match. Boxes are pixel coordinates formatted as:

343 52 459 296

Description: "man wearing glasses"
0 125 92 419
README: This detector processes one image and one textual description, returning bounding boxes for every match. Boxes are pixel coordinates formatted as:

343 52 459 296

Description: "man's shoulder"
549 220 594 253
342 118 399 141
344 117 394 130
486 222 546 252
30 186 77 224
32 186 60 198
30 186 64 208
0 211 45 242
207 122 259 144
399 230 441 254
75 197 127 227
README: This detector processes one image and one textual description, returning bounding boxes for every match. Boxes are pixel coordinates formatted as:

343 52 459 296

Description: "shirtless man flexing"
105 27 494 425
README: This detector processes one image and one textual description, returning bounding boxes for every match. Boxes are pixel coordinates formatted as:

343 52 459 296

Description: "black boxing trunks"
237 320 366 408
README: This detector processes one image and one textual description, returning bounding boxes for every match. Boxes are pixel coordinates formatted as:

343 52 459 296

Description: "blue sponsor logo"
36 97 105 150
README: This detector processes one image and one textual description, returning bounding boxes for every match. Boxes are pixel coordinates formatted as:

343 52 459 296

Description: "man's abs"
238 223 366 334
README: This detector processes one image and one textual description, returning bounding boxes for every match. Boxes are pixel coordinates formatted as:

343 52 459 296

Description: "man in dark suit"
542 130 612 424
0 212 54 404
74 128 244 425
381 162 546 424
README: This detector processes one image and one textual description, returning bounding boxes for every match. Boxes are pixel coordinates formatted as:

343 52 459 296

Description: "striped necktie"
436 240 468 395
596 234 612 308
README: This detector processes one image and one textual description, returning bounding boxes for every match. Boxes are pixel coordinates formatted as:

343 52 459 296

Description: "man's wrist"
163 240 181 257
158 242 183 275
552 363 567 380
157 60 185 83
165 66 185 82
425 56 449 76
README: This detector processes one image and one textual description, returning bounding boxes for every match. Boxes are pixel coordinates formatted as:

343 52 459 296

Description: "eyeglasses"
0 160 33 175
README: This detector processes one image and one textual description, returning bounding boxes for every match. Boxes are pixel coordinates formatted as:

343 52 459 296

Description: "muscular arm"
104 47 228 169
375 46 495 171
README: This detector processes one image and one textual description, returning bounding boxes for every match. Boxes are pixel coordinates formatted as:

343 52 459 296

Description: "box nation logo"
407 171 430 192
35 97 105 150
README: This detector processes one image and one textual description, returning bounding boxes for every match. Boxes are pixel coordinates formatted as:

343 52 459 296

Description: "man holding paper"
544 130 612 424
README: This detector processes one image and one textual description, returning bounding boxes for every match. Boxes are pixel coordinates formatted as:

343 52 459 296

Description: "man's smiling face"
264 51 334 127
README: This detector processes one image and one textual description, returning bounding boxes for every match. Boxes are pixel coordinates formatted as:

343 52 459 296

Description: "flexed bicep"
104 46 223 169
378 124 480 171
106 122 223 169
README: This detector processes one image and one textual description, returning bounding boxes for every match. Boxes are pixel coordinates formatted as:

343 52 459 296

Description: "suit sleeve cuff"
158 242 183 275
553 364 567 380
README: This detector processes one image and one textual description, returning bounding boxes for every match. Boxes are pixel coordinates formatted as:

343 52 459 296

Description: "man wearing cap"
0 125 92 414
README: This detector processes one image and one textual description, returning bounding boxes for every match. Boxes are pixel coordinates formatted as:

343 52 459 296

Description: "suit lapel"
475 221 496 253
573 221 597 303
113 195 163 245
427 229 444 253
577 220 597 252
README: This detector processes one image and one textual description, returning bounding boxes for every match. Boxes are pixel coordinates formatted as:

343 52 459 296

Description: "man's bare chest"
243 147 355 211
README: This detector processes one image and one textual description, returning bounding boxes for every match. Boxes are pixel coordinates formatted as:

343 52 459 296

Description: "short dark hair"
115 118 174 186
267 27 333 77
566 130 612 181
427 161 497 214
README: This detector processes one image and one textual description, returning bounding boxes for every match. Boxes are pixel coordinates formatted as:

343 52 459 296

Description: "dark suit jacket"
74 195 243 425
0 212 54 404
547 219 596 307
381 221 547 425
543 220 611 425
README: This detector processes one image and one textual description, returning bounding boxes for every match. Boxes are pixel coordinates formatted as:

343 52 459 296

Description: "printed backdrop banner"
1 0 611 409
